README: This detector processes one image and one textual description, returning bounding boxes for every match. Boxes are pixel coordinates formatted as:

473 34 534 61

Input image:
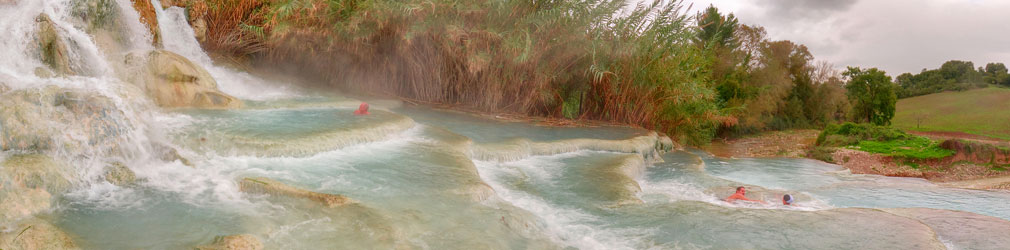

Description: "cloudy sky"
674 0 1010 75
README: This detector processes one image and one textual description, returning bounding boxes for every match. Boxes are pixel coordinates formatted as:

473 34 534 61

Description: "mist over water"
1 1 1009 249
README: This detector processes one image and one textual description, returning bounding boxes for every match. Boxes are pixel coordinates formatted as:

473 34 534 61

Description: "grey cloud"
758 0 859 20
680 0 1010 75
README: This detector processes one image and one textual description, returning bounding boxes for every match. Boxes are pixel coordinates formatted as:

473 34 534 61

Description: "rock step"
238 177 353 208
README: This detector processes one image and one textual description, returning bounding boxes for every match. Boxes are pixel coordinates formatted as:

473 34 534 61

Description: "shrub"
807 146 836 163
816 122 953 160
817 122 912 146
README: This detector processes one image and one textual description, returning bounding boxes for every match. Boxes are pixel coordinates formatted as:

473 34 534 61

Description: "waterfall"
0 0 163 167
149 0 298 101
3 1 1010 250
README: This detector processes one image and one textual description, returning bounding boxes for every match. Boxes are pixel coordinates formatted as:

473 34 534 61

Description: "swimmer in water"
726 186 767 204
353 102 370 115
783 194 794 206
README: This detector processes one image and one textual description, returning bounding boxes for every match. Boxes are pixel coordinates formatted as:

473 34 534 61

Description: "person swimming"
353 102 370 115
783 194 794 205
726 186 767 204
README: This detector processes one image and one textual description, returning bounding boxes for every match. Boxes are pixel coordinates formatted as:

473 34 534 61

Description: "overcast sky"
673 0 1010 75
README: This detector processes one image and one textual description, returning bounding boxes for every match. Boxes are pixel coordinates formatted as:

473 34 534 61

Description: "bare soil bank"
704 130 820 158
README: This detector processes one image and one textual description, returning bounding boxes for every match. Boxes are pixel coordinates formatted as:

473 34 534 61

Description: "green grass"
894 86 1010 140
853 137 955 160
818 122 955 160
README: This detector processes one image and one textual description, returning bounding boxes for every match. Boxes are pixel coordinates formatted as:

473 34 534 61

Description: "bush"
807 146 836 163
816 122 912 146
816 122 953 160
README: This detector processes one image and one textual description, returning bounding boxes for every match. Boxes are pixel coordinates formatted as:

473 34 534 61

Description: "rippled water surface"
2 0 1009 249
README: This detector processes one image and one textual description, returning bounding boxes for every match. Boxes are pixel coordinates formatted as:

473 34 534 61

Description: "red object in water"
353 102 370 115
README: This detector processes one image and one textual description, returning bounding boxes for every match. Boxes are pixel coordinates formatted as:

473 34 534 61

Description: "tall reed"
199 0 723 144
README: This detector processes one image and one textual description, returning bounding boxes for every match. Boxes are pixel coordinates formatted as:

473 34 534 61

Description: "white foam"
474 154 650 250
63 182 149 211
113 0 155 51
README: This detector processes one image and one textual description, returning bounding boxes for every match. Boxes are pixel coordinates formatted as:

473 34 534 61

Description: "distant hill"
893 87 1010 140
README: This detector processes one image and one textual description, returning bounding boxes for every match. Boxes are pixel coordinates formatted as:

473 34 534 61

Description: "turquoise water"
397 106 646 143
45 97 1010 249
6 0 1004 248
701 154 1010 221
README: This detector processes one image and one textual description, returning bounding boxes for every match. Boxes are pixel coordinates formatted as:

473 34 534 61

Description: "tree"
694 6 739 50
939 60 982 84
985 62 1008 75
983 62 1010 86
695 6 746 105
844 67 896 126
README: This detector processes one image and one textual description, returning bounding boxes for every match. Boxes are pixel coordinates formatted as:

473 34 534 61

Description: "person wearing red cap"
353 102 370 115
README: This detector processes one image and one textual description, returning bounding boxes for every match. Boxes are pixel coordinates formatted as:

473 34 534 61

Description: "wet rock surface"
143 50 242 108
34 14 74 76
0 155 71 226
103 162 137 186
195 234 264 250
0 87 130 154
0 218 80 250
239 177 353 208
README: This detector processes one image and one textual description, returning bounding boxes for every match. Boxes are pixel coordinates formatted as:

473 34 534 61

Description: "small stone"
195 234 263 250
104 162 137 186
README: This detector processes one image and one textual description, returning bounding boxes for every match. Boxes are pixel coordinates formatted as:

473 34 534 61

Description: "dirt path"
704 130 820 158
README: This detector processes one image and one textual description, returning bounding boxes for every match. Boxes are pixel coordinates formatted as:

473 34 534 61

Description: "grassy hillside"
894 87 1010 139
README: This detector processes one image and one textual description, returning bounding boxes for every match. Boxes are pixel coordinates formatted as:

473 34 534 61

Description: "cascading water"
150 0 296 101
2 1 1010 250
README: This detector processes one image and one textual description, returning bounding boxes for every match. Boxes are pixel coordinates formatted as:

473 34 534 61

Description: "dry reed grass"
196 0 722 144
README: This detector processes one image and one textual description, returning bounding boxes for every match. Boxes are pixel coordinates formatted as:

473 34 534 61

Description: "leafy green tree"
985 63 1007 75
939 60 982 83
694 5 739 50
694 6 746 106
894 60 997 98
844 67 896 125
983 62 1010 86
